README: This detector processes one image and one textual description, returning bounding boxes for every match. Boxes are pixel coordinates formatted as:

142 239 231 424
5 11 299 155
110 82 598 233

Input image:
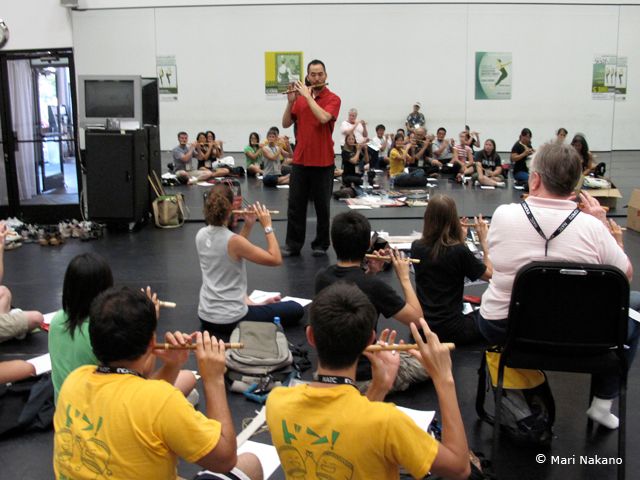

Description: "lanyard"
314 374 358 389
96 365 145 379
520 201 580 256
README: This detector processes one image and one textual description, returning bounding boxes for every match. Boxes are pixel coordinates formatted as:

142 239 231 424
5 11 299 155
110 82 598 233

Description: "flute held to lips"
153 342 244 350
365 254 420 264
365 343 455 352
282 82 329 94
232 209 280 215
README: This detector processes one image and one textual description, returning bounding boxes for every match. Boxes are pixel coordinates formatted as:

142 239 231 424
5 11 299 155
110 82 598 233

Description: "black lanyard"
314 374 358 389
96 365 145 379
520 201 580 256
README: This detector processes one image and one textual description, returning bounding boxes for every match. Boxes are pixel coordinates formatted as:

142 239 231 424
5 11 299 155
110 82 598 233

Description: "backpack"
225 321 295 400
476 348 555 446
0 373 55 438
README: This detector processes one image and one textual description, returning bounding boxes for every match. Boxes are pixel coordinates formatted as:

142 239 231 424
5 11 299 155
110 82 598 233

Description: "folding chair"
491 261 629 480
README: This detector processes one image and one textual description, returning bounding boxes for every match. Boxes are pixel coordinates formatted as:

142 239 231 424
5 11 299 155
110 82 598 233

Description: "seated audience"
405 101 426 133
475 142 639 429
244 132 263 177
464 125 481 151
0 223 43 343
172 132 229 183
412 127 439 176
510 127 534 183
266 284 470 480
48 253 196 402
340 108 369 145
206 130 224 163
264 126 293 175
53 286 262 480
196 132 213 170
432 127 454 166
472 139 506 187
341 133 368 185
197 187 303 340
571 133 595 175
452 131 475 182
261 128 290 187
388 134 425 184
411 195 492 344
367 124 391 170
555 127 568 144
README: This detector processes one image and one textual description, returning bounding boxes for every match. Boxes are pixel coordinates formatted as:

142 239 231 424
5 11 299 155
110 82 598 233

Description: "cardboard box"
587 181 622 210
627 189 640 232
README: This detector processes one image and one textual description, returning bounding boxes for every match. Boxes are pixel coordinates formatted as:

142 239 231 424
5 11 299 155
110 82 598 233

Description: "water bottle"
273 316 282 330
389 175 395 191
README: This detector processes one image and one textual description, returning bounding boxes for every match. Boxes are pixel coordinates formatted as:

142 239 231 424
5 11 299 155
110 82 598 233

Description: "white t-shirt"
340 120 366 144
480 196 630 320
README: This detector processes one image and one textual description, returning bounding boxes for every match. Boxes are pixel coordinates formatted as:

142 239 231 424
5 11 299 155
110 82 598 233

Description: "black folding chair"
492 261 630 480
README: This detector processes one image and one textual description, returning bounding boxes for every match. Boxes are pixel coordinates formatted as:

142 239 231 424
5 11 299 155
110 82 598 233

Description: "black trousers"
286 164 334 252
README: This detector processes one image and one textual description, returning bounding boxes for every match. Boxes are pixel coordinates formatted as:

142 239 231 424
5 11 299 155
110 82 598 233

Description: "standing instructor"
282 59 341 257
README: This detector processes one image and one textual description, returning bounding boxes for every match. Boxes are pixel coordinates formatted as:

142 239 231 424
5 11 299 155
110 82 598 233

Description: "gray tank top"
196 226 248 324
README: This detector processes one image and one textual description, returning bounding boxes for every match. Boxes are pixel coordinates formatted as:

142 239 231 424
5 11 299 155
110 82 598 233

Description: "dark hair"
394 132 405 142
267 127 279 137
269 126 280 135
483 138 497 159
419 194 464 260
89 287 157 365
557 128 568 136
521 128 532 137
437 127 447 134
204 185 233 226
330 211 371 262
531 143 582 196
310 283 376 370
376 124 385 131
177 131 187 138
465 125 470 131
571 134 590 170
396 128 405 135
307 59 326 73
206 130 216 140
249 132 260 144
62 253 114 339
196 132 206 142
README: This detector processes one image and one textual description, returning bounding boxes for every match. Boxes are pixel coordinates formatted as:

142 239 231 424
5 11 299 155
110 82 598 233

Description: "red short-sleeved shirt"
291 87 341 167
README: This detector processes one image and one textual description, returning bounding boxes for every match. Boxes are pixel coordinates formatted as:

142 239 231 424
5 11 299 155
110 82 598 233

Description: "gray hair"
348 108 358 115
530 143 582 196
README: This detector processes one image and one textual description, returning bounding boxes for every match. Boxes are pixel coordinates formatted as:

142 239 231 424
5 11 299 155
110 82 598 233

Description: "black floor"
1 166 639 479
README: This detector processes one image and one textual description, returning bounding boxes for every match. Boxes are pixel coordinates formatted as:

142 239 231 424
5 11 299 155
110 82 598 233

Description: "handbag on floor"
149 172 187 228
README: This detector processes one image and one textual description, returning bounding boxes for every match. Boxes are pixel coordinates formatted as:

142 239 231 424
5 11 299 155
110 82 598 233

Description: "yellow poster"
265 52 303 95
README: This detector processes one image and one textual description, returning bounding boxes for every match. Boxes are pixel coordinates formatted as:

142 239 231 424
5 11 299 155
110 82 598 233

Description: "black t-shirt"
511 141 529 174
341 148 359 177
474 150 502 172
315 265 405 320
410 241 486 338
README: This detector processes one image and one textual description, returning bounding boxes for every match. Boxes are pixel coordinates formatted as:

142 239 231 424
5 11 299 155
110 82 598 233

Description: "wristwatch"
264 226 274 235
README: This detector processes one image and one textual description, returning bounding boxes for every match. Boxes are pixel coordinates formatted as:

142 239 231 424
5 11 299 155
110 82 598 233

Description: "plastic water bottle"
273 316 282 329
389 175 395 191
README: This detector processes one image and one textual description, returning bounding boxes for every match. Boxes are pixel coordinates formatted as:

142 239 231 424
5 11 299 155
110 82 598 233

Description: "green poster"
265 52 303 95
475 52 512 100
592 54 616 99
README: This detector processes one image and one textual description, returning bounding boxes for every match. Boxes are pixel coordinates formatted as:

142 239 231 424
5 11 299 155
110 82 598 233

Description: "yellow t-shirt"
266 384 438 479
388 148 406 177
53 365 221 480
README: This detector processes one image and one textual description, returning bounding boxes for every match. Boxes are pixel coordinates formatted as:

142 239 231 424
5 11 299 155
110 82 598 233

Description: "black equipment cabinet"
86 130 149 224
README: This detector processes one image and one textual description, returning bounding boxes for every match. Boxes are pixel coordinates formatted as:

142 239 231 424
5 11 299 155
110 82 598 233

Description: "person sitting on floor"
53 286 263 480
510 127 534 184
367 124 392 170
410 194 492 344
261 128 291 187
472 139 505 187
266 283 471 480
244 132 263 177
431 127 454 166
571 133 595 176
48 253 196 402
412 127 439 176
475 142 639 430
197 186 304 340
452 131 475 183
388 133 425 186
341 132 368 186
0 223 43 343
172 131 229 184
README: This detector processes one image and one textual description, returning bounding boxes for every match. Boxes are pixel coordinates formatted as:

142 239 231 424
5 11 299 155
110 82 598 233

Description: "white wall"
2 1 72 50
67 3 639 151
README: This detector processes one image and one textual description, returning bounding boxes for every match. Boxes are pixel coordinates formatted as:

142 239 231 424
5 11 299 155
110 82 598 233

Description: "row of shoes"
2 218 105 249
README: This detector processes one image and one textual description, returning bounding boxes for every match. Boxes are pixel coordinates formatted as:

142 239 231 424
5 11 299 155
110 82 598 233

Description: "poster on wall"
475 52 512 100
265 52 303 96
592 55 617 99
157 55 178 101
615 56 627 101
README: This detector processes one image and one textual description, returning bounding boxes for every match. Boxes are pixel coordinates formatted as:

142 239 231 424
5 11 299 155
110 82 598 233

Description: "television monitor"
78 75 142 129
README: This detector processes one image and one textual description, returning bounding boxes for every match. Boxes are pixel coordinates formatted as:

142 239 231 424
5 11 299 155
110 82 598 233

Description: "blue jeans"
513 171 529 182
475 290 640 399
200 301 305 341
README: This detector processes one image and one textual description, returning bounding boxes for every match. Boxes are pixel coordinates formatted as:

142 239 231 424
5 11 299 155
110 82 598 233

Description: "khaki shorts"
0 309 29 343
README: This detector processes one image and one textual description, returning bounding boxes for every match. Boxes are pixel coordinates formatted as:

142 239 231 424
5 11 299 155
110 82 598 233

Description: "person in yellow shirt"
387 134 426 186
266 283 471 480
53 286 262 480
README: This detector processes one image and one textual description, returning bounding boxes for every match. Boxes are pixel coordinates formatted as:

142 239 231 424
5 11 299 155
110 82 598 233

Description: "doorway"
0 49 81 222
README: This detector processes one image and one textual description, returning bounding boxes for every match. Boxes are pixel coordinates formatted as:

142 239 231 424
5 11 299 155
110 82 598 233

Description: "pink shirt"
480 196 630 320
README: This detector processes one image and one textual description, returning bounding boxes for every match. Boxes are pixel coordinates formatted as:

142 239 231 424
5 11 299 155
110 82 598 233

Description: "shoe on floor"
311 248 327 257
281 246 300 257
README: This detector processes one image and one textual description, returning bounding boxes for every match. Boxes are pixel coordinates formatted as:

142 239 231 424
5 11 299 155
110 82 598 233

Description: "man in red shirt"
282 59 341 257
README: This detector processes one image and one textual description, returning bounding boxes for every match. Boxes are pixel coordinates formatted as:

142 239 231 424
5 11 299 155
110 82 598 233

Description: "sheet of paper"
276 185 290 189
238 441 280 479
249 289 281 304
462 302 474 315
630 308 640 323
348 205 372 209
26 353 52 375
480 185 496 190
396 406 436 434
388 242 412 250
42 311 56 325
197 182 212 187
280 296 312 307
